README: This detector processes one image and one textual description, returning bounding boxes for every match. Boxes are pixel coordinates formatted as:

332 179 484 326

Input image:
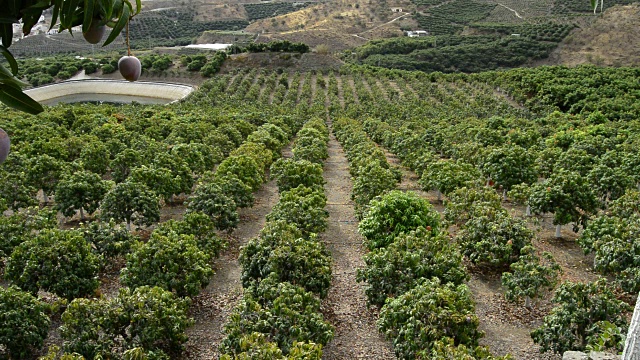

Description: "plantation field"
1 64 639 359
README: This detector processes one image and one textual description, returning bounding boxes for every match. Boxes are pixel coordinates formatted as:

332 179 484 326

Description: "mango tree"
419 159 482 201
0 286 51 359
5 229 101 300
55 170 113 220
531 279 630 353
481 144 537 199
528 169 599 238
501 245 561 308
99 181 160 231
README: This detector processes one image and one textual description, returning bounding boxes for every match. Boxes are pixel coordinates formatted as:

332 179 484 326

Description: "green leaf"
0 63 28 89
50 0 64 30
83 0 95 33
0 46 17 75
1 23 12 48
0 85 44 115
134 0 142 15
102 4 129 47
61 0 81 30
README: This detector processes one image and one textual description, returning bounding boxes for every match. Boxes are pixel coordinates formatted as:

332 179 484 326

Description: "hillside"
543 4 640 66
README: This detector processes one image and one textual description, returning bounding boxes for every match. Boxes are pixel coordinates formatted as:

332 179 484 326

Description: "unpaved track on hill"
320 124 396 360
181 180 279 360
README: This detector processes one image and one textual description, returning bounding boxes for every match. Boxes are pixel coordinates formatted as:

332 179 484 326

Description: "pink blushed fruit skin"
0 128 10 165
118 56 142 82
82 22 106 44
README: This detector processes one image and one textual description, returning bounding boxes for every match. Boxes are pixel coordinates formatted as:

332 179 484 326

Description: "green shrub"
6 229 100 300
266 185 328 236
60 286 192 359
81 220 136 260
501 245 561 308
358 190 440 250
99 181 160 231
531 279 630 353
457 210 532 267
212 174 255 208
154 211 227 260
419 159 483 196
0 286 51 359
358 227 468 306
186 182 239 232
220 276 334 356
443 186 502 226
0 207 57 259
216 155 264 191
240 220 303 286
378 278 483 359
352 162 399 216
121 232 214 297
266 235 331 298
270 158 324 192
220 332 322 360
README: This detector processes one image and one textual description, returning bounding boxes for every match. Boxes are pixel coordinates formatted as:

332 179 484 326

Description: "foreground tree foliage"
357 227 468 306
358 190 441 250
60 286 192 359
378 278 483 359
5 229 100 300
0 286 51 360
121 232 214 297
531 279 630 354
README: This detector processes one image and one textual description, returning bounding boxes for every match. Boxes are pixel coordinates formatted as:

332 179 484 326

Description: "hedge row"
332 117 400 217
220 115 333 359
331 127 506 358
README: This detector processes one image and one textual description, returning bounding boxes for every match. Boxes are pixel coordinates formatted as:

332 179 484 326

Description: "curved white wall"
25 79 195 105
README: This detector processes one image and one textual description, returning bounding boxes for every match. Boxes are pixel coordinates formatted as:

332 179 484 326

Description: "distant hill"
542 4 640 67
10 0 640 71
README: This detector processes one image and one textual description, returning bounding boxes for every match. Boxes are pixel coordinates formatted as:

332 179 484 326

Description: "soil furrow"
181 181 280 359
320 127 396 360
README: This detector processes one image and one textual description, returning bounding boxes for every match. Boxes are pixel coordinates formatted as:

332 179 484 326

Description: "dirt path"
320 124 396 360
335 73 346 108
374 80 391 102
181 181 280 360
387 80 405 99
346 75 360 104
297 75 306 104
269 72 284 105
311 73 318 104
